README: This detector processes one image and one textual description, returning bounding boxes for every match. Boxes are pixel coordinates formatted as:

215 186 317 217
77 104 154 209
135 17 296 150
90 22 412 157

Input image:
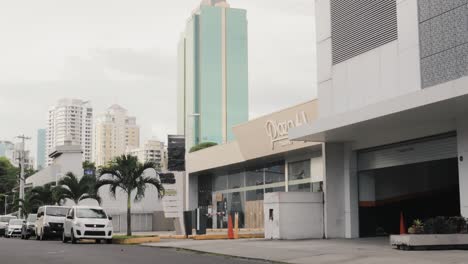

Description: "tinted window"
0 216 16 223
76 208 107 219
46 207 70 216
9 219 23 225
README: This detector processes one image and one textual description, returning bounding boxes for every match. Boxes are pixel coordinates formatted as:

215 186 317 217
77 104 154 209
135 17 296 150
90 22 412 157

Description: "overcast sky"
0 0 316 159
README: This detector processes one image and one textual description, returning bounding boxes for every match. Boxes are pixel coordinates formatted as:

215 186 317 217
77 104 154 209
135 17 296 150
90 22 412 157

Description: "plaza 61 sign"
265 111 309 150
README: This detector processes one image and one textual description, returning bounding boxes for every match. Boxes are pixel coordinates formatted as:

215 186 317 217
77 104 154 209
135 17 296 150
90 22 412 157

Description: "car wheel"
106 239 113 244
62 232 69 243
71 229 77 244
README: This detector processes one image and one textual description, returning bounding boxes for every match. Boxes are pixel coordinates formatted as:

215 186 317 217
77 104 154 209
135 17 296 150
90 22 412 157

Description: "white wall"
323 143 359 238
264 192 324 240
315 0 421 118
457 118 468 217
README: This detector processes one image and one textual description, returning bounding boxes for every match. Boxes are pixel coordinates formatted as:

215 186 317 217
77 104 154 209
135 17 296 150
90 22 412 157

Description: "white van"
35 206 70 240
63 206 113 244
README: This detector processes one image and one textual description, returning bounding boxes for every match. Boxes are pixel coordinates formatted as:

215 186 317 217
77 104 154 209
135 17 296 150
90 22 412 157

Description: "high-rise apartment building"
46 98 93 165
126 139 167 171
36 129 46 169
178 0 249 151
93 105 140 167
0 141 15 162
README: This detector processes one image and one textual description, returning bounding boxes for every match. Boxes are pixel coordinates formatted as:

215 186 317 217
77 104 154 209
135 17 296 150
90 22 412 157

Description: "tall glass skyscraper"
178 0 249 151
36 128 46 170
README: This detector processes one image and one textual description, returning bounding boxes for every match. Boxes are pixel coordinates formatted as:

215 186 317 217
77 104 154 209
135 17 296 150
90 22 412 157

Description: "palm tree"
54 172 101 205
96 155 164 236
29 183 59 206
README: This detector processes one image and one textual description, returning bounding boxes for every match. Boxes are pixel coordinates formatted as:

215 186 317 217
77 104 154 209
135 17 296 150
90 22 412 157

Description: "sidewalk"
145 237 468 264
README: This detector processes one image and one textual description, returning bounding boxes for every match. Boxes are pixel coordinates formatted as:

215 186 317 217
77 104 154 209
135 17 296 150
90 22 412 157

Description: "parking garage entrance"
357 134 460 237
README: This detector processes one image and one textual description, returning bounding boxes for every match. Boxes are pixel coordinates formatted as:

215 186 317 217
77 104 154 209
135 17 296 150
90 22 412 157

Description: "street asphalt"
0 237 271 264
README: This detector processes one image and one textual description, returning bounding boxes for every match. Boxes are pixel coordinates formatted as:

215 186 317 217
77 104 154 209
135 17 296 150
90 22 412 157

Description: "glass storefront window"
228 171 245 189
288 183 311 192
245 169 264 187
213 174 228 192
264 163 285 185
265 186 285 193
288 160 311 181
246 189 264 201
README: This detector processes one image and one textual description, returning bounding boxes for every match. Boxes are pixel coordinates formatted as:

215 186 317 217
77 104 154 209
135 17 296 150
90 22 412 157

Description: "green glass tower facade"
178 0 249 151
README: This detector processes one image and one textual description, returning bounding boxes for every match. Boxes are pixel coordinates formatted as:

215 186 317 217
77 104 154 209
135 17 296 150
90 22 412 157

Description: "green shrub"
189 142 218 153
423 216 468 234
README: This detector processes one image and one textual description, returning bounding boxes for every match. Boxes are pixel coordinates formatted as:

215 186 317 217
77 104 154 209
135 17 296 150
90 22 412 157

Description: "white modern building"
27 139 84 188
93 104 140 167
126 139 167 170
0 141 15 163
289 0 468 238
11 142 34 170
46 98 93 165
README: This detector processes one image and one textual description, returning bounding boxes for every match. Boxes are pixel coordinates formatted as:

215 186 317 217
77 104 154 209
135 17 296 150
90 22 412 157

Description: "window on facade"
264 163 285 185
288 160 311 181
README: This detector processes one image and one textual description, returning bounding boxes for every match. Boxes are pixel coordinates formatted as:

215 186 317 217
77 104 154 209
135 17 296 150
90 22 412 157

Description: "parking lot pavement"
0 237 270 264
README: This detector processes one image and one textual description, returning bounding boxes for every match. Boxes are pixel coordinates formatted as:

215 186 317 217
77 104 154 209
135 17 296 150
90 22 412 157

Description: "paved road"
0 237 270 264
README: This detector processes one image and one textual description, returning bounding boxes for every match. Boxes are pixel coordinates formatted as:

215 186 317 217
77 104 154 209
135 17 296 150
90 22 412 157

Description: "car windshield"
46 207 70 217
76 208 107 219
0 216 16 223
27 214 37 222
9 219 23 225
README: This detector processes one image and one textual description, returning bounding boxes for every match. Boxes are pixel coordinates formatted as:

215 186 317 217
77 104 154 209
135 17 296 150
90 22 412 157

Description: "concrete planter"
113 236 160 245
390 234 468 250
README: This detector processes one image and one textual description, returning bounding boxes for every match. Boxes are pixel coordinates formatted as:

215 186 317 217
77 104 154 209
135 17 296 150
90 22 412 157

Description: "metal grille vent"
330 0 398 65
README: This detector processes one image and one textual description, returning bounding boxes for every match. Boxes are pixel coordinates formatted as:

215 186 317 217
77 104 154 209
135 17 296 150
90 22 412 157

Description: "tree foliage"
96 155 164 236
29 183 59 207
55 172 101 205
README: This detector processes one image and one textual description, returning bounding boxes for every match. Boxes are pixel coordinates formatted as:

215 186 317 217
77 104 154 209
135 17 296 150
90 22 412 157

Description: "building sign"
265 111 309 150
160 172 184 218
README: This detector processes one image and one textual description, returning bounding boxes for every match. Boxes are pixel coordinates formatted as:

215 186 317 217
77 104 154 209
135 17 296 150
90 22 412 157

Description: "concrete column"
187 174 199 211
457 119 468 217
323 143 345 238
323 143 359 238
343 143 359 238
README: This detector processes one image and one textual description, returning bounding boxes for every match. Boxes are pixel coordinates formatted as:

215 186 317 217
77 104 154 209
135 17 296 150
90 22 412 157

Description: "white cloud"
0 0 316 159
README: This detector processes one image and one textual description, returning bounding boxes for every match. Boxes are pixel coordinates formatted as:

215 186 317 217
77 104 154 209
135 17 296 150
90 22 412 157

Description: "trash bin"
183 211 193 237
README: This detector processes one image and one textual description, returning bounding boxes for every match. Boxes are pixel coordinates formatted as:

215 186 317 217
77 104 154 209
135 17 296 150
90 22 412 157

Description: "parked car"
0 215 17 237
21 213 37 239
63 206 113 244
6 219 25 238
35 206 70 240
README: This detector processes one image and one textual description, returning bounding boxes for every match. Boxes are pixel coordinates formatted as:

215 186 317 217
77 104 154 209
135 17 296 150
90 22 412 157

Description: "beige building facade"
93 105 140 167
186 100 323 229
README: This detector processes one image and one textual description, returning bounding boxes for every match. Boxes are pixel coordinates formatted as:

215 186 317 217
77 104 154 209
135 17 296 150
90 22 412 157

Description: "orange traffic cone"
399 211 406 235
227 214 234 239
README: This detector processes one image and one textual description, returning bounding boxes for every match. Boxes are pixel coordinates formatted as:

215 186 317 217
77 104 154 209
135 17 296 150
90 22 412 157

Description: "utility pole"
17 135 30 219
1 195 7 215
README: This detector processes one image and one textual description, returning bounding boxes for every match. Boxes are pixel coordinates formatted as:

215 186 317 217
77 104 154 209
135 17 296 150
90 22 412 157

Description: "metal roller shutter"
358 134 457 171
